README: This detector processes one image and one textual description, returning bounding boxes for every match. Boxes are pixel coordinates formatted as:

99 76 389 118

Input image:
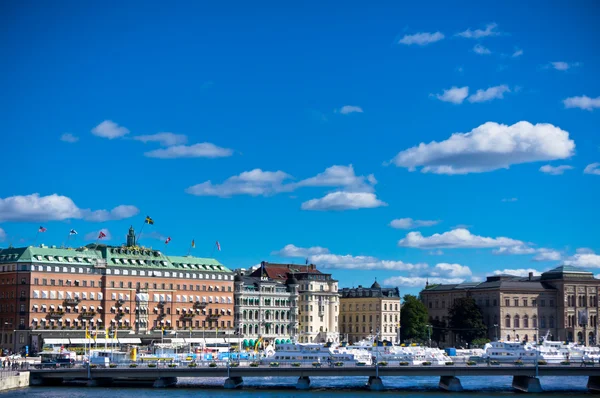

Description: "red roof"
249 263 322 281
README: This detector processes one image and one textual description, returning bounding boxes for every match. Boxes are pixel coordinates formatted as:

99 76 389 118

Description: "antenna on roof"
426 277 429 288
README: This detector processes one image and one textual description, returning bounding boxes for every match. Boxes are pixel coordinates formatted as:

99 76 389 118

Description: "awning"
44 338 70 344
118 338 141 344
95 338 118 344
170 338 185 343
111 307 116 310
58 305 64 310
97 306 103 310
50 305 55 310
69 338 94 344
185 338 205 343
97 319 103 323
125 307 130 311
33 305 39 309
33 318 39 322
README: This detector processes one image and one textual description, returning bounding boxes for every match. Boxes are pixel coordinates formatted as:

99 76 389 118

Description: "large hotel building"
0 227 234 354
421 265 600 347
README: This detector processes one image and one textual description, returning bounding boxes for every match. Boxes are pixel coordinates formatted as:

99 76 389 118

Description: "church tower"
126 226 136 247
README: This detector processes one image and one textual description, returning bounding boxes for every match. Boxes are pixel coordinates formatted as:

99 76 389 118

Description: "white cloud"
398 32 445 46
133 133 187 146
563 96 600 111
456 23 500 39
389 121 575 175
144 143 233 159
91 120 130 139
431 263 472 278
467 85 510 103
186 169 292 197
301 192 387 211
272 244 330 257
493 245 536 255
0 193 138 222
398 228 523 249
584 163 600 175
295 165 376 193
434 86 469 104
577 248 595 254
493 268 541 277
338 106 363 115
565 251 600 268
533 248 562 262
84 229 111 241
539 164 574 175
550 62 580 71
512 49 523 58
389 218 440 229
383 276 465 288
0 227 6 242
60 133 79 143
502 198 518 202
429 250 444 256
473 44 491 55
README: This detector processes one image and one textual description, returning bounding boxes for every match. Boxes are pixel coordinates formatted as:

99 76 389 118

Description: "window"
523 299 528 307
523 315 529 328
514 299 519 307
541 300 546 307
549 300 554 307
532 315 538 328
514 315 520 328
505 314 511 328
505 299 510 307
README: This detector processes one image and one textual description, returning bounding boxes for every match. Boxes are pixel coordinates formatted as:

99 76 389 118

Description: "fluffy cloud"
550 62 580 71
338 105 363 115
493 268 541 277
134 133 187 146
563 95 600 111
584 163 600 175
0 227 6 242
533 248 562 262
389 218 440 229
431 263 472 278
398 228 523 249
467 85 510 103
186 169 292 197
434 86 469 104
539 164 574 175
456 23 500 39
512 49 523 58
383 276 465 288
398 32 445 46
493 245 536 255
473 44 491 55
301 192 387 211
389 121 575 175
60 133 79 143
0 193 139 222
272 244 330 257
84 229 112 241
295 165 376 193
91 120 130 139
493 246 561 262
565 251 600 268
144 143 233 159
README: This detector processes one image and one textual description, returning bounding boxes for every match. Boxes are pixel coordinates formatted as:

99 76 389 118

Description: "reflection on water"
0 376 592 397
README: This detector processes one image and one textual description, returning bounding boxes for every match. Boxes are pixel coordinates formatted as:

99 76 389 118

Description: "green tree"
448 297 487 344
400 294 428 342
430 318 447 345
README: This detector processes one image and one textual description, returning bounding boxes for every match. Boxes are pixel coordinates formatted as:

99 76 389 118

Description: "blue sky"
1 0 599 295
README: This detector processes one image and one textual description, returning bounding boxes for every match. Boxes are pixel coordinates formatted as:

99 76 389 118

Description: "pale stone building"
421 266 600 347
339 281 401 343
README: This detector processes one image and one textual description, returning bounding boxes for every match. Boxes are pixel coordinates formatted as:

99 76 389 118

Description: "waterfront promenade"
28 362 600 393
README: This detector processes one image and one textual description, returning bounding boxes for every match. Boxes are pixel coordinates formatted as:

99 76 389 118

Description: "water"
0 376 593 397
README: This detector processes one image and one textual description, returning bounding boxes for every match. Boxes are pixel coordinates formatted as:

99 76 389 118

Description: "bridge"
28 363 600 393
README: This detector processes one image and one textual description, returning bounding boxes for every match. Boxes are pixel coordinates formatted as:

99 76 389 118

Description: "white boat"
262 342 372 365
346 336 450 365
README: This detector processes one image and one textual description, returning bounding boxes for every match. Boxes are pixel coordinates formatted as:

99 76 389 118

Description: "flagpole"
136 221 146 246
33 230 40 246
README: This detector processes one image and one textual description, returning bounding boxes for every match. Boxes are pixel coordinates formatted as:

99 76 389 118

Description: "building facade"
339 281 401 343
0 227 234 354
233 272 299 346
249 262 339 344
420 266 600 347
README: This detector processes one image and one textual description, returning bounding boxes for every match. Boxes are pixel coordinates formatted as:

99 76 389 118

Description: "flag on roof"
69 229 78 235
38 226 47 233
145 216 154 225
98 231 107 239
216 241 221 251
165 237 171 244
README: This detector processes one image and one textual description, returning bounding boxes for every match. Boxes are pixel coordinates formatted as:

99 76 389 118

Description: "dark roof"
249 262 332 281
371 280 381 289
340 285 400 298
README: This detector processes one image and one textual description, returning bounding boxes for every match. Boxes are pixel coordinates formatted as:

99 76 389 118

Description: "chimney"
528 272 533 281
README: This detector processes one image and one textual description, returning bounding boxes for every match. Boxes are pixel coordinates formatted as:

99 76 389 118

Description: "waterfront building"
420 266 600 347
249 262 339 343
0 227 234 354
339 281 401 344
233 271 299 347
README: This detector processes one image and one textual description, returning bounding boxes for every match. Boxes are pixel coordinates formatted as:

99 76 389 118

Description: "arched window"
532 315 538 328
514 315 520 328
523 315 529 328
505 314 511 328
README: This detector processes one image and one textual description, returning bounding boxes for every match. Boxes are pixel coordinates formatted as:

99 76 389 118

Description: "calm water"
0 376 594 397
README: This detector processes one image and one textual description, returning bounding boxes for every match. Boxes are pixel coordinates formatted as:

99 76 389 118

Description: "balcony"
157 313 166 318
80 312 96 319
158 301 166 307
181 313 196 319
194 301 207 309
65 298 79 305
48 311 64 319
116 299 125 306
206 314 221 321
115 312 125 319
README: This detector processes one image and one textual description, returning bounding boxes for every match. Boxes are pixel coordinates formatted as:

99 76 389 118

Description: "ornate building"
0 227 234 354
233 272 299 346
339 281 401 343
420 266 600 347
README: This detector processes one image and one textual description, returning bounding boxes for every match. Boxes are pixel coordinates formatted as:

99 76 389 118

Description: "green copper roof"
544 265 592 274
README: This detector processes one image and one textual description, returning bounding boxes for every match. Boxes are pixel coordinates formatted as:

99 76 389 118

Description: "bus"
36 351 75 368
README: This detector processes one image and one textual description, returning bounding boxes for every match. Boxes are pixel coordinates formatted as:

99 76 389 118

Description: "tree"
430 318 447 345
448 297 487 344
400 294 428 342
